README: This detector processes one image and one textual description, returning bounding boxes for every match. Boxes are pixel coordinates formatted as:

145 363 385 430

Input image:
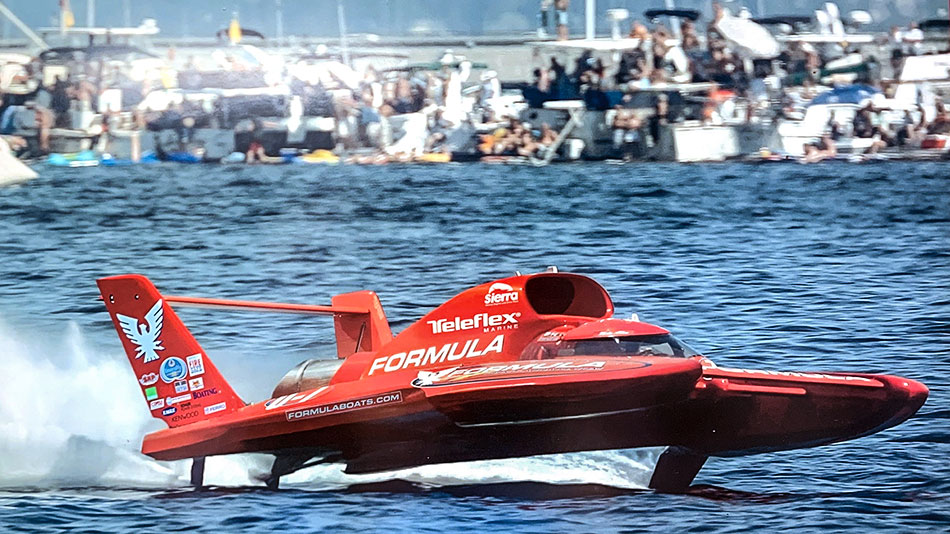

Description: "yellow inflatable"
298 150 340 164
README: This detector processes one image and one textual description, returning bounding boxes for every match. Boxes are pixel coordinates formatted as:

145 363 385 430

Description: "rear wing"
161 291 393 359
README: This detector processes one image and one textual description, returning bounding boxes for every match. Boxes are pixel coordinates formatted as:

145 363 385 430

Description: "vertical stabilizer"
331 290 392 358
97 274 244 428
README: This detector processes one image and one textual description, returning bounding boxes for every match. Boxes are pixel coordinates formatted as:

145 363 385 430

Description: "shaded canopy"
39 45 158 62
919 19 949 32
644 9 700 21
809 84 881 106
752 15 812 26
384 61 489 72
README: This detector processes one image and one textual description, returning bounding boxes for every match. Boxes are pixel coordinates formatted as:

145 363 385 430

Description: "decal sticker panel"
284 392 403 422
159 357 187 383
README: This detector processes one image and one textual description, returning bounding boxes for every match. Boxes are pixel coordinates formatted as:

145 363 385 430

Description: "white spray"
0 316 660 489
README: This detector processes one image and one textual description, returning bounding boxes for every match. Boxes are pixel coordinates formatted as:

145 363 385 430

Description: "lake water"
0 161 947 532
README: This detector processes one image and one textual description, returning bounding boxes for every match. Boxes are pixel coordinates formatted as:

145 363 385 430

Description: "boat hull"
139 361 927 481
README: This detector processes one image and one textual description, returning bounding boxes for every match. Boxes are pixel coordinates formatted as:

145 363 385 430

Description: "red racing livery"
97 270 928 492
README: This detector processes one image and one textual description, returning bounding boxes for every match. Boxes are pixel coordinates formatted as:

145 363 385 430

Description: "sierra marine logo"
116 299 165 363
427 312 520 334
484 282 519 306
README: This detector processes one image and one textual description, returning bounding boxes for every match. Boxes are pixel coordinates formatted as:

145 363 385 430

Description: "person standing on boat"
0 94 14 135
555 0 569 41
648 94 669 147
852 102 875 139
50 76 70 129
538 0 554 38
612 104 643 161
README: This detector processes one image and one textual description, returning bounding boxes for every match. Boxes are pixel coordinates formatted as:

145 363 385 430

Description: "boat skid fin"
190 457 205 488
265 452 343 490
648 446 708 493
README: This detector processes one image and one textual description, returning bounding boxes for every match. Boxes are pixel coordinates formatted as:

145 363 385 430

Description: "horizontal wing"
163 295 369 316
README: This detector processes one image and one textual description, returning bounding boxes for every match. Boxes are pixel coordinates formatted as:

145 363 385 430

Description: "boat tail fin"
97 274 244 428
331 290 392 358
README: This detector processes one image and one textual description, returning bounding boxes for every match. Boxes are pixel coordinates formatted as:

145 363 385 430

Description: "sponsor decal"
149 398 165 410
161 407 177 416
484 282 520 306
189 377 204 391
204 402 227 415
428 312 520 335
285 392 403 422
116 299 165 363
598 330 633 337
193 388 219 400
171 410 200 423
138 372 159 386
537 331 565 342
412 360 612 387
166 394 192 405
368 334 506 375
719 368 875 383
265 387 328 411
159 356 187 383
174 380 188 394
412 367 459 387
187 353 205 377
144 386 158 401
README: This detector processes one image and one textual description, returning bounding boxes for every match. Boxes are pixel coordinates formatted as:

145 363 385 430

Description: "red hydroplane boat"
97 270 928 492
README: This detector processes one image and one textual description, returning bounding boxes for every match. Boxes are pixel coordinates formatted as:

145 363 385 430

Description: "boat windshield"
521 334 700 360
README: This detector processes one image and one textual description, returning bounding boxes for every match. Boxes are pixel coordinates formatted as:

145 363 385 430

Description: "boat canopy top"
919 19 950 32
39 45 157 62
521 333 701 360
752 15 812 27
644 8 701 21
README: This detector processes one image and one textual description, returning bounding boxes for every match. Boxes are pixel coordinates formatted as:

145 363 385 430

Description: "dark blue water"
0 162 947 532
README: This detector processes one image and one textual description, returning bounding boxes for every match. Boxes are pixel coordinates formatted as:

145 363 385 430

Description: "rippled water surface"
0 161 947 532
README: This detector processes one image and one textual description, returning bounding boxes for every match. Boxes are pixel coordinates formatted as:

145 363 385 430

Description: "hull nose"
683 370 929 456
880 375 929 429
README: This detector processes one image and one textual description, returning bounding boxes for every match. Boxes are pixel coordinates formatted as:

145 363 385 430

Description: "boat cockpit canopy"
520 334 700 360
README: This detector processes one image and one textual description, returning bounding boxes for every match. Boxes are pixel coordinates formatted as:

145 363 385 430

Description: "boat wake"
0 317 660 491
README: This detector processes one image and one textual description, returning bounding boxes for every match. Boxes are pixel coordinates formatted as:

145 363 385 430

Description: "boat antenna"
337 0 350 67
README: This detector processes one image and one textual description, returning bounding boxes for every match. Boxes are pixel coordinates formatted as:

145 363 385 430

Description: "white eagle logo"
116 300 165 363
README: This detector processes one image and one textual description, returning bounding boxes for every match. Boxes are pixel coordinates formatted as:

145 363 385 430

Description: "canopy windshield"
521 334 700 360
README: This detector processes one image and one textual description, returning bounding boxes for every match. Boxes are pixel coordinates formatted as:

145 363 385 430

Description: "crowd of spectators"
478 117 557 157
2 5 947 162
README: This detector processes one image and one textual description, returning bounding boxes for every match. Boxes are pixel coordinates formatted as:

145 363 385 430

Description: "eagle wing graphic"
116 299 165 363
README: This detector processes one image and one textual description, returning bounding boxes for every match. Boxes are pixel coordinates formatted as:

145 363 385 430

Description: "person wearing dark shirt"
853 103 874 138
50 77 71 128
